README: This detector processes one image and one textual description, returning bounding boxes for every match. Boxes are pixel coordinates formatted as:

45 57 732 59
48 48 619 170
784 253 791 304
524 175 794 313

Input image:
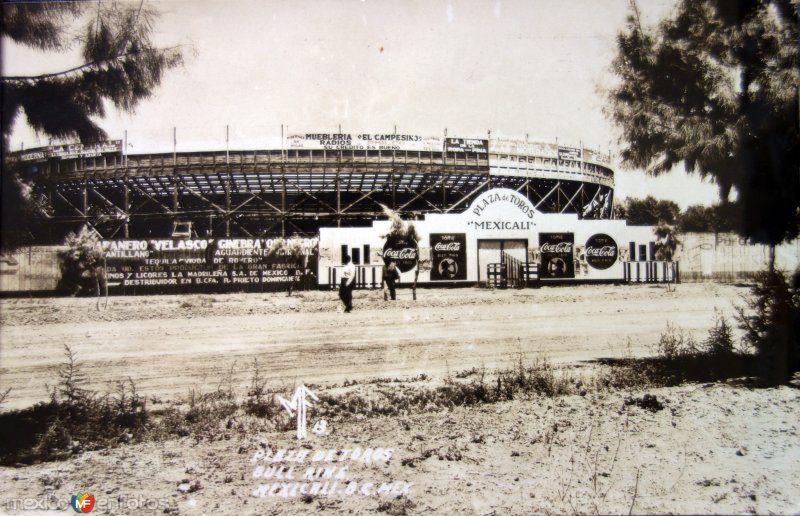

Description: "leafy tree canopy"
677 203 741 233
1 1 184 252
617 196 681 226
1 0 184 146
608 0 799 248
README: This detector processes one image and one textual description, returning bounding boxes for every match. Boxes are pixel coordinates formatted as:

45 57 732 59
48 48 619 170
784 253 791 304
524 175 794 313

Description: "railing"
623 261 680 284
501 251 524 288
521 262 540 287
486 263 507 288
325 265 383 289
488 253 538 288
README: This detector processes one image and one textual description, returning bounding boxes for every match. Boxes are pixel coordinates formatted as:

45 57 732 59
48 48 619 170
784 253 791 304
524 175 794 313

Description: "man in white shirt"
339 254 355 312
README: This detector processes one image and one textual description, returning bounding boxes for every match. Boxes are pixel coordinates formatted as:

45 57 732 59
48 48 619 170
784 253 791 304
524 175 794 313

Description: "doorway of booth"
477 239 528 284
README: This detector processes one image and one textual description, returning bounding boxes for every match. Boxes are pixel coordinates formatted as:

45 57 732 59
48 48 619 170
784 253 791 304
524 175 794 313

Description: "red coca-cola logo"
585 234 618 269
383 238 418 273
540 242 573 253
433 242 461 251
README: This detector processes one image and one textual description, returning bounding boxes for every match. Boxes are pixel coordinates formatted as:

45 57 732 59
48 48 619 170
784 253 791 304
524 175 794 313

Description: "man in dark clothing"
339 254 355 312
382 260 401 300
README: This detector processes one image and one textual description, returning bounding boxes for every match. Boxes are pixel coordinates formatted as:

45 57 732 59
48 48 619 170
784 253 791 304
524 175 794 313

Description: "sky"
2 0 722 208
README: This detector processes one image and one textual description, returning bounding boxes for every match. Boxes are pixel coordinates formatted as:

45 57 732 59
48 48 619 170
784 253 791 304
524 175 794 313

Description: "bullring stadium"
10 132 615 242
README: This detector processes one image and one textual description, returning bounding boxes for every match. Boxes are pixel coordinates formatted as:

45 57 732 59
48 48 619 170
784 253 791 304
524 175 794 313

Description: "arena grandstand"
8 132 614 243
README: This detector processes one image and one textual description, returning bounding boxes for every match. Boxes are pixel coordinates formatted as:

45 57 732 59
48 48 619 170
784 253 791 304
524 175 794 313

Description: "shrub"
654 322 699 360
57 226 106 296
736 270 800 383
0 345 153 465
702 316 735 356
245 358 274 417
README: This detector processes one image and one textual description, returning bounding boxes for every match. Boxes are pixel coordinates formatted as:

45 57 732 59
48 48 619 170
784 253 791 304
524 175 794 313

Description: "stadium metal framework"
10 134 615 243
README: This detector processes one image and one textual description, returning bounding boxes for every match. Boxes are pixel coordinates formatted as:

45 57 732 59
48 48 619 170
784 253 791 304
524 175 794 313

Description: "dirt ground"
1 282 799 515
1 283 744 411
0 384 798 515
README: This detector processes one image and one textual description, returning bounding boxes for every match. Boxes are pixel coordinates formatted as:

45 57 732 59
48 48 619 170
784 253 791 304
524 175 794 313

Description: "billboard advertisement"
430 233 467 280
539 232 575 279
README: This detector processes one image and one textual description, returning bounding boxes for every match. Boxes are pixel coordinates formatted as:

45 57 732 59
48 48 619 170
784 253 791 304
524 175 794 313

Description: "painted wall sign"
539 232 575 279
466 189 537 231
585 233 618 270
430 233 467 280
100 238 318 294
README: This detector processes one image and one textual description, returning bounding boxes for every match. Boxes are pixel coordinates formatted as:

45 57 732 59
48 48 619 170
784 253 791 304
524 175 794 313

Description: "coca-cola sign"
540 242 573 253
585 234 618 270
383 237 418 273
433 242 462 252
430 233 466 280
539 233 575 279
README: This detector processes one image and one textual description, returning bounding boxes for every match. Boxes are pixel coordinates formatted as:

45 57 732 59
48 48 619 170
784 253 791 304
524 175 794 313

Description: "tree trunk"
768 244 776 273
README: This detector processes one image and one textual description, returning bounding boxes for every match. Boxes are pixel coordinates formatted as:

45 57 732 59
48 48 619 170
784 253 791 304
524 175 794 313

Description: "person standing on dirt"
382 260 401 300
339 254 356 312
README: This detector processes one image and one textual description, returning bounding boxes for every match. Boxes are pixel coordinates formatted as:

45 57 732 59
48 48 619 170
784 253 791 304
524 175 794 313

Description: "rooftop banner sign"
18 140 122 162
445 138 488 154
558 146 582 160
287 133 443 152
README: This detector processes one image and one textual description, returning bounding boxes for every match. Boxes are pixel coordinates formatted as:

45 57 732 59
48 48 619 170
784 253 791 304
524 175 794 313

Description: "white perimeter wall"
318 188 658 285
676 233 800 281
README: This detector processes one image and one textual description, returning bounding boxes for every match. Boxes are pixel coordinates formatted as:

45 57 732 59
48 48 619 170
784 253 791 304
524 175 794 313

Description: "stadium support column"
172 127 179 217
123 179 130 239
83 175 89 227
336 169 341 228
281 177 286 238
123 130 129 238
225 125 231 238
442 128 447 210
391 150 396 210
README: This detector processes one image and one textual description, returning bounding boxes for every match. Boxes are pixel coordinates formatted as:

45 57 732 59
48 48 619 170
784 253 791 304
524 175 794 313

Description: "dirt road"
0 283 746 410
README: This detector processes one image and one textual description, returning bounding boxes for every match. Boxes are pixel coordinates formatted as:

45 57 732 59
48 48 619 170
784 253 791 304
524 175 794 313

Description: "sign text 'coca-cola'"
433 242 462 252
382 237 418 273
383 248 417 260
585 234 618 270
540 242 573 253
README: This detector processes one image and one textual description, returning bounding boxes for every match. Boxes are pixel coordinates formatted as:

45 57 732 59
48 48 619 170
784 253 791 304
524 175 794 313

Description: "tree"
57 225 106 297
677 203 740 233
1 1 184 251
620 196 680 226
608 0 799 270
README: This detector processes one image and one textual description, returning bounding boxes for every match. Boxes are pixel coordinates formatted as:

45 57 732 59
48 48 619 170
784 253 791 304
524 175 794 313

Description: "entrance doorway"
477 239 528 283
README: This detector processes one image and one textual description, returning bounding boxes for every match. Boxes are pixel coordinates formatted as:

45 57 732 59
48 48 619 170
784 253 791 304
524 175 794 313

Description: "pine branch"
1 45 185 84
